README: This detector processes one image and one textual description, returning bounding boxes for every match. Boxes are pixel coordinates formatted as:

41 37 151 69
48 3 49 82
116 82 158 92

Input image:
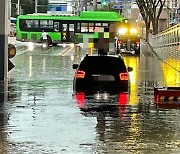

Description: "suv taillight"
75 70 86 78
119 73 128 80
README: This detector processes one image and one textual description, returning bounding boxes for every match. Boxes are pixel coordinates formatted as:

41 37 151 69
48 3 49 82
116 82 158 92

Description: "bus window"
54 22 59 32
77 23 81 32
81 23 88 32
89 23 94 32
62 24 68 32
102 23 108 27
19 19 28 31
40 20 53 31
96 23 102 27
94 23 102 32
29 20 39 28
69 24 74 32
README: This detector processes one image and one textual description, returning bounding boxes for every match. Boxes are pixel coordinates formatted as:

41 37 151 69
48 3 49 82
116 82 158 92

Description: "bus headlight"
130 28 138 35
118 28 128 35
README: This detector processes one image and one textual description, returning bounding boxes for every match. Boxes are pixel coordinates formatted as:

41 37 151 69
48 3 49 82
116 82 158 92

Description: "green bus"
16 11 125 45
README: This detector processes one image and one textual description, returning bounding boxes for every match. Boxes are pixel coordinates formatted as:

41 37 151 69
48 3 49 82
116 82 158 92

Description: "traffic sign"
112 5 124 9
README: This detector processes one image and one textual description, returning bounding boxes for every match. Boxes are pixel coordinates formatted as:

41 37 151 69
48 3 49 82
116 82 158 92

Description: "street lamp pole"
0 0 8 80
17 0 20 15
35 0 38 13
9 0 11 17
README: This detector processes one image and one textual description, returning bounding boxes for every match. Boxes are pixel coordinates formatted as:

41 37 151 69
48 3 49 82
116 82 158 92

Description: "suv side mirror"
127 67 133 72
72 64 79 69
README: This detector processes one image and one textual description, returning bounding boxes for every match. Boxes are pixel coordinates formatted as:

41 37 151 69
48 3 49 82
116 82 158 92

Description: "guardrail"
149 23 180 48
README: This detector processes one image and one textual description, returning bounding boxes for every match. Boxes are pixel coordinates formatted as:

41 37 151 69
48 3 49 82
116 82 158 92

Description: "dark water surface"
0 45 180 154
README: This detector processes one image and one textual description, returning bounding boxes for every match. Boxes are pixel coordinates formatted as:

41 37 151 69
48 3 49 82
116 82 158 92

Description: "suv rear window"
79 56 127 74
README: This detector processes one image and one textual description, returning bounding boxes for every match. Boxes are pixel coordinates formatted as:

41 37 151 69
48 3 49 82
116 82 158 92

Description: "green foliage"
37 0 49 13
11 0 48 16
21 0 34 14
11 0 18 17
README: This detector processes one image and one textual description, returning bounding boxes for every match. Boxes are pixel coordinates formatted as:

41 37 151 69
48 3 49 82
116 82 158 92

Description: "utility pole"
17 0 20 15
35 0 38 13
0 0 9 80
9 0 11 17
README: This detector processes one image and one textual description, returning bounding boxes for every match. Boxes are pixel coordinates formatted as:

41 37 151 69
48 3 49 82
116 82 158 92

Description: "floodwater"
0 42 180 154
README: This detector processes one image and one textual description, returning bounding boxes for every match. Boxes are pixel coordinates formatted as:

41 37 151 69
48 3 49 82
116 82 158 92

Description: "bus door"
69 24 74 42
61 23 68 42
61 23 74 42
53 22 60 42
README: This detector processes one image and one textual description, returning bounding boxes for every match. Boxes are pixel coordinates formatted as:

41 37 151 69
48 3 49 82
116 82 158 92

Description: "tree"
11 0 18 17
136 0 166 40
21 0 34 14
11 0 48 16
36 0 49 13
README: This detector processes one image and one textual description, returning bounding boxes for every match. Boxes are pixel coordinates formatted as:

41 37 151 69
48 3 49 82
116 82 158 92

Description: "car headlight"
118 28 128 35
130 28 138 35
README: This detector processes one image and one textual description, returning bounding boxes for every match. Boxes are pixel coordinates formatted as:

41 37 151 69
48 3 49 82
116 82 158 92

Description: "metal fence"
149 23 180 48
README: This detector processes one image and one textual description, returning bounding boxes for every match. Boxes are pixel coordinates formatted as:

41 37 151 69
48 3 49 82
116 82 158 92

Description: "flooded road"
1 43 180 153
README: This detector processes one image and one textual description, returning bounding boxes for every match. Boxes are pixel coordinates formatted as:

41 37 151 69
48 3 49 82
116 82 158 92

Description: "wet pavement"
1 40 180 153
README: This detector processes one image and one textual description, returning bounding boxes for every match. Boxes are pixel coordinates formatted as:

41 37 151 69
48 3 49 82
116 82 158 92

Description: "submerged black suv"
73 55 132 109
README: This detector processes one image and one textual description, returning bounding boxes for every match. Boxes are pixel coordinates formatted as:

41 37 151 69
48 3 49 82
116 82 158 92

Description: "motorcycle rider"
41 30 48 44
41 30 49 49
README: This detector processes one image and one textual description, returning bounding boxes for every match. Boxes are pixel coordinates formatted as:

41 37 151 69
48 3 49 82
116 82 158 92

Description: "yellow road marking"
58 46 71 56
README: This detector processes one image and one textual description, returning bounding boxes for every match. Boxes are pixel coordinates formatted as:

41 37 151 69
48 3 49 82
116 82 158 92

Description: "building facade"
167 0 180 25
48 0 94 15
